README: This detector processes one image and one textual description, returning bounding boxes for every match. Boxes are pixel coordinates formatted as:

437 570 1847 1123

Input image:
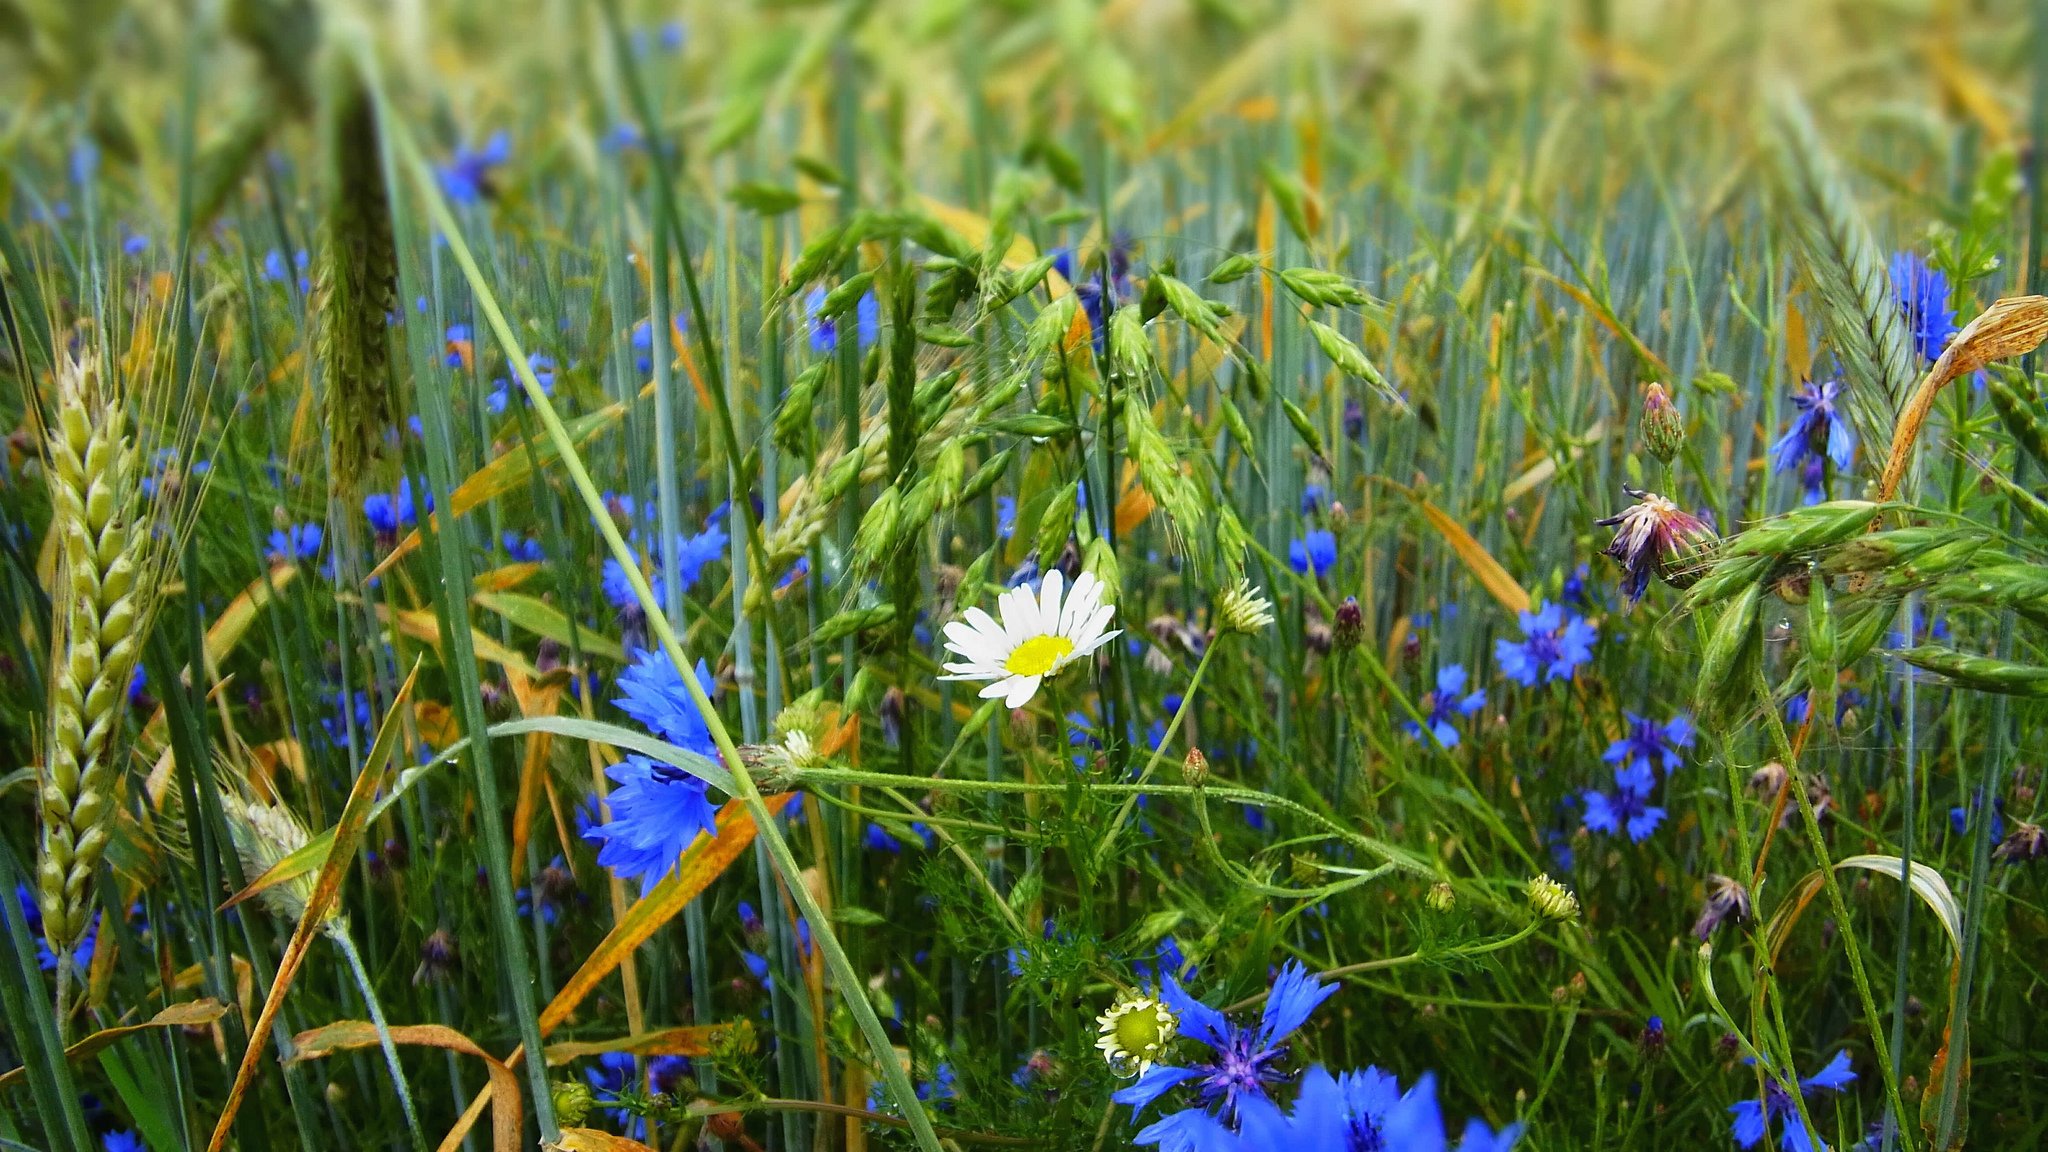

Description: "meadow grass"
5 2 2048 1150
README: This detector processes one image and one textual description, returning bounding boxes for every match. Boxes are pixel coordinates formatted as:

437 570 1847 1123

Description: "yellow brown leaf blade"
206 661 422 1152
541 1021 751 1065
290 1021 523 1152
1418 499 1532 616
0 999 229 1089
1881 294 2048 501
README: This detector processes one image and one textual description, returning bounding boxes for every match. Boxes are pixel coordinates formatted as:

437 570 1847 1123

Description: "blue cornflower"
1950 791 2005 842
863 821 934 852
1799 455 1829 506
1583 762 1666 842
1494 600 1597 686
1890 252 1960 363
1235 1065 1517 1152
1114 962 1337 1140
444 323 472 368
266 522 323 563
584 1051 645 1133
1563 563 1592 609
364 477 428 538
806 287 880 353
659 20 686 51
662 517 731 592
122 231 149 257
585 754 719 892
15 883 98 972
102 1132 145 1152
585 650 723 890
1300 484 1326 514
262 248 309 286
322 690 373 745
1403 664 1487 748
1786 686 1864 727
602 555 650 614
1771 378 1856 479
777 556 810 590
997 495 1017 539
1288 530 1337 578
1604 711 1693 774
440 132 511 205
1730 1051 1856 1152
127 665 148 706
502 533 544 563
613 647 719 754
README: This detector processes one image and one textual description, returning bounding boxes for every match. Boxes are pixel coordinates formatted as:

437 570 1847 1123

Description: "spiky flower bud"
1527 873 1581 923
414 928 459 985
1214 579 1276 635
1425 881 1456 912
551 1080 596 1127
1640 383 1685 463
1597 487 1717 604
1182 747 1209 788
1995 821 2048 863
1333 597 1365 651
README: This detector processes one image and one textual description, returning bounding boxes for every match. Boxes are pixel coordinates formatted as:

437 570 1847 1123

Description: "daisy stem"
387 112 948 1152
1754 664 1915 1152
1091 640 1221 871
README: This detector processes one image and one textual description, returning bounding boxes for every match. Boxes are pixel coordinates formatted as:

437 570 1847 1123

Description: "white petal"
1058 577 1095 637
1003 674 1042 709
1001 585 1037 644
1074 625 1123 657
942 620 989 658
1037 569 1065 636
977 678 1015 700
962 606 1004 640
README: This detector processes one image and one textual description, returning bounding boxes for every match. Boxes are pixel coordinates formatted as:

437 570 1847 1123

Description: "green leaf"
728 182 803 215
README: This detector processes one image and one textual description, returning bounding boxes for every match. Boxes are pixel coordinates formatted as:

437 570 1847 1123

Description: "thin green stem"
330 928 427 1152
1092 640 1221 869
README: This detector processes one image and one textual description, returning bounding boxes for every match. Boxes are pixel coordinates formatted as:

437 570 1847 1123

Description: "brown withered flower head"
1596 487 1717 605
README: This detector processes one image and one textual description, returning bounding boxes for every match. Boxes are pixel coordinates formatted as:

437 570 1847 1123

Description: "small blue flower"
121 231 149 257
807 287 880 353
1729 1051 1856 1152
1288 530 1337 578
501 533 545 563
1402 664 1487 748
127 664 148 706
440 132 511 205
584 754 719 893
1494 601 1597 686
1300 484 1326 515
266 522 324 563
1603 711 1693 774
584 1051 646 1134
1771 378 1856 479
996 495 1017 540
364 477 428 538
1890 252 1960 363
102 1131 145 1152
1583 762 1666 842
1114 962 1337 1135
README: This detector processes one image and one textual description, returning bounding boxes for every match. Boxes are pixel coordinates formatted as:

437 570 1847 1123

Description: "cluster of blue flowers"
1729 1051 1856 1152
1582 711 1692 843
1117 963 1519 1151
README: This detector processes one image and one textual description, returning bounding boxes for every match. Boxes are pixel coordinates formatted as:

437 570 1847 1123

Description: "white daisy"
939 569 1121 709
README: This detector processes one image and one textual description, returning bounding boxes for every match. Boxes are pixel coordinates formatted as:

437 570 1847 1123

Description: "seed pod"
1982 468 2048 539
1681 553 1774 612
1803 570 1838 730
1726 501 1884 558
815 605 896 646
819 270 876 319
1155 274 1227 345
1216 390 1257 459
1036 480 1079 571
1931 563 2048 611
774 362 827 454
1084 537 1121 596
960 448 1013 504
852 484 902 565
1640 382 1685 463
1207 254 1258 284
1695 582 1763 721
1896 645 2048 697
1281 397 1329 465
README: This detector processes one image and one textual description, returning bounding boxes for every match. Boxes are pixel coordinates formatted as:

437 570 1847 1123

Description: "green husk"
314 61 396 495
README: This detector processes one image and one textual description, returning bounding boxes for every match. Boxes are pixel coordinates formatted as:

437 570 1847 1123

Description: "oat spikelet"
1763 83 1921 467
315 61 397 495
220 793 332 927
35 351 165 957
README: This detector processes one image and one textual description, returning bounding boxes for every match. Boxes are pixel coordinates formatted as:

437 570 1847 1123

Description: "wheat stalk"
1763 83 1921 469
316 59 397 494
34 351 163 960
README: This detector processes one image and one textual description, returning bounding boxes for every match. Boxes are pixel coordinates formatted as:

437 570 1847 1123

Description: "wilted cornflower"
1692 873 1753 940
1890 251 1960 363
1288 529 1337 578
1995 821 2048 863
1771 378 1856 483
1402 664 1486 749
1597 487 1716 603
1729 1051 1856 1152
439 132 511 205
1582 763 1665 842
1494 601 1597 687
1605 710 1693 774
1112 962 1338 1145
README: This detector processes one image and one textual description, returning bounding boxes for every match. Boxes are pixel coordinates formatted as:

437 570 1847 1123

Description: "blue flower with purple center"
1402 664 1487 748
1113 961 1337 1145
439 132 511 205
1771 378 1856 485
1494 601 1597 687
1729 1050 1856 1152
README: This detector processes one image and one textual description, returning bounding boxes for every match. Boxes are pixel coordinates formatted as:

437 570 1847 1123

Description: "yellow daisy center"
1004 634 1075 677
